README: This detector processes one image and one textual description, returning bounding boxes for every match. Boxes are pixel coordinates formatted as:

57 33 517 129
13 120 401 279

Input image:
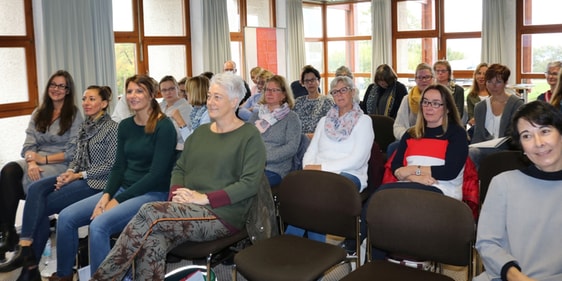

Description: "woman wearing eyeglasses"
293 65 335 139
469 64 524 169
389 84 468 199
248 75 301 187
434 60 466 121
0 70 83 263
537 61 561 103
285 75 374 242
158 75 192 154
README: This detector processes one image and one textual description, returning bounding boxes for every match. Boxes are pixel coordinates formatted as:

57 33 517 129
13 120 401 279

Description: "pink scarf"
324 103 363 142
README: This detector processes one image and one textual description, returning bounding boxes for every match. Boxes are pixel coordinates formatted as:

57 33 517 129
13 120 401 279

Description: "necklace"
491 95 508 104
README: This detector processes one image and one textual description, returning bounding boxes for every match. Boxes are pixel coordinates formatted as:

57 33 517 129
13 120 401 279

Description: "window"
303 2 372 96
227 0 275 80
517 0 562 100
393 0 482 83
113 0 191 98
0 0 37 118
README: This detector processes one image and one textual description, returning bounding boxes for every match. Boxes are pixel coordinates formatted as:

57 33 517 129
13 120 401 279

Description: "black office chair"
233 170 362 281
478 150 529 208
341 188 476 281
369 114 395 161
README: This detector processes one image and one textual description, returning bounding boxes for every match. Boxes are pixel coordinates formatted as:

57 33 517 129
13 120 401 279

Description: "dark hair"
34 70 78 135
374 64 398 86
409 84 464 139
86 85 112 111
551 71 562 110
485 64 510 84
178 77 188 86
300 65 321 83
200 72 214 80
125 75 163 134
510 100 562 148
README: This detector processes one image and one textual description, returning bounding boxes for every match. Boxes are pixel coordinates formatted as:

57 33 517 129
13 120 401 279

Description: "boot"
0 244 25 272
15 247 41 281
48 272 74 281
0 224 19 264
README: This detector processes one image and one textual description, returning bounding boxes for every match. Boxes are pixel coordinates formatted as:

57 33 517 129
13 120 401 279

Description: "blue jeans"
265 170 282 187
21 176 100 259
55 188 168 277
285 172 361 243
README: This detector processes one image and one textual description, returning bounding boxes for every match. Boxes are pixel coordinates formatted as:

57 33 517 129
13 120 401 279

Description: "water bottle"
43 239 52 265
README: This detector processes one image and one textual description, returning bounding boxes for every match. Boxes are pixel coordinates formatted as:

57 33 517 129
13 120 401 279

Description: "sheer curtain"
35 0 116 111
200 0 231 74
285 0 306 81
371 0 392 75
481 0 516 82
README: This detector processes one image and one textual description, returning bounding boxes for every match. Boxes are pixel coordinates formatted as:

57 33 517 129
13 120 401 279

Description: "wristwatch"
415 165 421 176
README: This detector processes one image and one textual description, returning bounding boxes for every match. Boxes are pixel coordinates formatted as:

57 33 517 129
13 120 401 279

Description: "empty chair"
233 170 362 281
369 114 395 161
341 188 475 281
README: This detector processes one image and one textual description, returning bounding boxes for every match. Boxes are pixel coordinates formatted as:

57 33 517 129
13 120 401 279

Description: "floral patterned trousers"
90 201 231 281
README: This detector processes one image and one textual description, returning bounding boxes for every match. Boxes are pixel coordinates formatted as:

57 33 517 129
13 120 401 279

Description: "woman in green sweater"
49 75 177 281
91 72 266 281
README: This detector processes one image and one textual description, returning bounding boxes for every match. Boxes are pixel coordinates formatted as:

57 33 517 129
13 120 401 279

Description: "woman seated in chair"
0 86 119 280
91 72 266 281
248 75 301 186
285 75 374 242
475 101 562 281
385 83 468 199
49 75 178 281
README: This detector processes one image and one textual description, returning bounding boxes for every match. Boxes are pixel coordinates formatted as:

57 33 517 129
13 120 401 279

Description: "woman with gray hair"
91 72 266 281
285 75 374 242
538 60 562 103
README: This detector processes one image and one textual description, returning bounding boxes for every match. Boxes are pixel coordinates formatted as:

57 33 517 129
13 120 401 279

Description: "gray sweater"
248 111 302 177
471 95 524 144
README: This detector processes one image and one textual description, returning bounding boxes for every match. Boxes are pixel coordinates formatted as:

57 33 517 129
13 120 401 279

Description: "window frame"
0 0 38 118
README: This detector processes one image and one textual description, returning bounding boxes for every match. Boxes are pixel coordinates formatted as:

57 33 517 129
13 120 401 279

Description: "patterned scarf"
74 112 110 171
408 86 422 115
190 105 208 130
255 103 290 133
365 82 397 115
324 103 363 142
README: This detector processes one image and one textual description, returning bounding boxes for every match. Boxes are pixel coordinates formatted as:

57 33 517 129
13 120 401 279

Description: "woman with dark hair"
48 75 177 281
0 70 82 263
475 100 562 281
361 64 408 119
293 65 335 138
0 86 119 281
469 64 524 168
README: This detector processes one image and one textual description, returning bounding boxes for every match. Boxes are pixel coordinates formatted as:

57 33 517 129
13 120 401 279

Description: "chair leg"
206 253 212 281
232 264 238 281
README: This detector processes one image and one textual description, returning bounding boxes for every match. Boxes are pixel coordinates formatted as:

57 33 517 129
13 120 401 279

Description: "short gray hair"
330 76 359 103
210 72 246 105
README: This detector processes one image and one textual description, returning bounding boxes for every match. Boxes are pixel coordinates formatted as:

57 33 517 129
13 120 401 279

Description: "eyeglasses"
421 99 444 108
264 88 283 93
330 86 352 96
545 72 559 77
49 83 68 90
434 69 449 73
415 76 433 81
160 87 176 93
302 78 318 84
486 79 504 85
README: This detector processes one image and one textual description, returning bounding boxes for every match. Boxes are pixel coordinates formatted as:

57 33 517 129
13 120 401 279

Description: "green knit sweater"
104 116 177 202
171 123 266 230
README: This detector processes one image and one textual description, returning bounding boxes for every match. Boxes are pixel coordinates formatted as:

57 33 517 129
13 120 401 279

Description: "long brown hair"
34 70 78 135
551 71 562 110
409 84 464 139
467 63 489 98
125 75 164 134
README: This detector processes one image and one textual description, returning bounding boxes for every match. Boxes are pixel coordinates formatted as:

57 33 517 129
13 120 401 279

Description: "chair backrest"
478 150 529 207
278 170 362 239
369 114 395 156
360 141 385 202
367 189 475 266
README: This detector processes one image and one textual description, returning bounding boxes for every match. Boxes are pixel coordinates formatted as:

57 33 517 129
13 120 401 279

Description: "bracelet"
45 155 49 164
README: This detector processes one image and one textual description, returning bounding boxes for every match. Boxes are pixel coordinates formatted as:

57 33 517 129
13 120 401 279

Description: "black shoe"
0 245 26 273
16 264 41 281
0 225 19 262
